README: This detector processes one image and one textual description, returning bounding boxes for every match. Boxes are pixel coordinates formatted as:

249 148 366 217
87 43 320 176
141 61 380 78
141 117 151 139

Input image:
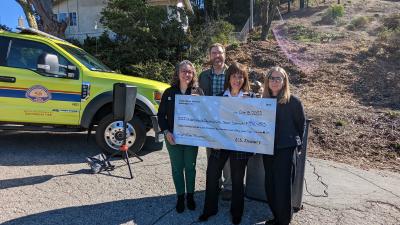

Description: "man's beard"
212 57 224 67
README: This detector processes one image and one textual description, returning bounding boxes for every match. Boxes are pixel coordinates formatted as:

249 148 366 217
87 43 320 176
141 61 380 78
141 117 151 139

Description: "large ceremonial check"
173 95 277 155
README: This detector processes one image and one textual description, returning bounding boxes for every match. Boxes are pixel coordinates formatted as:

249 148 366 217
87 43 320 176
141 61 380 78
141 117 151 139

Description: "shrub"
348 16 369 30
378 28 400 47
329 4 345 18
210 21 235 45
319 4 345 25
347 24 355 30
371 28 400 60
125 60 175 83
383 13 400 30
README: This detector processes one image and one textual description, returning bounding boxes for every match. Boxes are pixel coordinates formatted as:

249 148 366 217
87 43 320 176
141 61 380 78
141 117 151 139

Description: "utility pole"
250 0 254 30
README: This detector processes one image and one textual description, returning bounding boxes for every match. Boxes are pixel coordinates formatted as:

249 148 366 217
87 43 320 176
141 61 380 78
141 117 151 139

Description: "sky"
0 0 28 30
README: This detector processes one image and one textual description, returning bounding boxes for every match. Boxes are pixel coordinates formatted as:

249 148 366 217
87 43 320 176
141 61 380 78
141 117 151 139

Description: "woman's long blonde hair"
262 66 291 104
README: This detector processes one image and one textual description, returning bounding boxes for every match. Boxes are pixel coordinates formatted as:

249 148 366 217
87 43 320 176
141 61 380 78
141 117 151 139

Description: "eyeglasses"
268 76 283 83
180 69 194 74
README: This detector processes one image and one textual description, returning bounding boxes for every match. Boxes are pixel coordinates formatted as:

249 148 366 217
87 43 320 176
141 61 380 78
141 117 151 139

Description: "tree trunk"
260 0 279 41
16 0 68 38
28 0 68 38
16 0 38 29
300 0 305 9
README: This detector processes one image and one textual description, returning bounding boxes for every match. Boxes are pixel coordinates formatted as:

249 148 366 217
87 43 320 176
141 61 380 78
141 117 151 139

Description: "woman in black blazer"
199 62 255 225
262 66 306 225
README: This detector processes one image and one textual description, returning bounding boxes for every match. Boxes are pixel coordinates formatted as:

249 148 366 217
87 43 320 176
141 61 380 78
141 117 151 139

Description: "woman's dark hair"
170 60 198 88
223 62 250 92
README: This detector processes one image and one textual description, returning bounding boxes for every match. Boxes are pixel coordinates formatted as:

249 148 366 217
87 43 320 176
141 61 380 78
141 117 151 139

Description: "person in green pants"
157 60 204 213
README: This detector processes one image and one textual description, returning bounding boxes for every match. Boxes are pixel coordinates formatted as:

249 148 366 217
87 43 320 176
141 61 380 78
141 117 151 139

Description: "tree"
16 0 68 37
204 0 229 21
260 0 279 40
99 0 189 71
226 0 250 28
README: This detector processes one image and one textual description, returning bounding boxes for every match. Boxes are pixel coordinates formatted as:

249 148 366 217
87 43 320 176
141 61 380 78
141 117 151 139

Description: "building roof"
53 0 193 14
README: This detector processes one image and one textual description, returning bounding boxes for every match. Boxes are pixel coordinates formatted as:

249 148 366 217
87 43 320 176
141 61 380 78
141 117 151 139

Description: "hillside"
226 0 400 172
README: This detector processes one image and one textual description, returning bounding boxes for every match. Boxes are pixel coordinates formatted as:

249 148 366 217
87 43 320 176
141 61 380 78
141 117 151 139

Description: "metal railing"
231 17 250 42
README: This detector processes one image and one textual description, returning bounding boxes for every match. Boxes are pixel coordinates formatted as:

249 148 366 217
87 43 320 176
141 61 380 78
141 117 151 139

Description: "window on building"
57 12 77 26
69 12 77 26
57 13 68 23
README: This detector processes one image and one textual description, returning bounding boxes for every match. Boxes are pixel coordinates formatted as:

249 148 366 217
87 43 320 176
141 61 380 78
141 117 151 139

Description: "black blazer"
157 85 204 133
274 95 306 149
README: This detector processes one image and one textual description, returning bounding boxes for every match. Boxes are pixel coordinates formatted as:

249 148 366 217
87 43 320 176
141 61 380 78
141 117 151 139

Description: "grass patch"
287 24 344 43
335 120 347 127
385 110 400 119
389 142 400 151
229 42 240 50
347 16 370 30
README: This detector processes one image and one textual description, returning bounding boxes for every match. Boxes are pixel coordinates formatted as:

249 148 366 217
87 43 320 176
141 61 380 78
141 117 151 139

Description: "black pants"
202 150 249 218
263 147 296 225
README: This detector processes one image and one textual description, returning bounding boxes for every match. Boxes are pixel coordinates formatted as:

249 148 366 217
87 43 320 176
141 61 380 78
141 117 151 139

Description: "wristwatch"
163 130 169 136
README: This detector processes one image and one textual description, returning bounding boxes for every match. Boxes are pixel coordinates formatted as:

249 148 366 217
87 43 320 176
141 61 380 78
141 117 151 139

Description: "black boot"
186 193 196 210
176 194 185 213
198 211 217 221
232 216 242 224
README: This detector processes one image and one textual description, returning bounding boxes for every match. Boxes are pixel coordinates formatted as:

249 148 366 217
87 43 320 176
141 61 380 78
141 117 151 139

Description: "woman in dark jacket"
157 60 204 213
262 66 306 225
199 62 255 225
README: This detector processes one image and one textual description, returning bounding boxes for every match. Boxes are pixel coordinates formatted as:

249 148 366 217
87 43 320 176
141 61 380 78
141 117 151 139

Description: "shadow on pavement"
0 131 163 166
0 175 54 190
0 169 93 189
0 192 268 225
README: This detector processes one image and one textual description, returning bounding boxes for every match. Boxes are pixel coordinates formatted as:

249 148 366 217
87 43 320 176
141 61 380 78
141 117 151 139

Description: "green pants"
166 142 198 195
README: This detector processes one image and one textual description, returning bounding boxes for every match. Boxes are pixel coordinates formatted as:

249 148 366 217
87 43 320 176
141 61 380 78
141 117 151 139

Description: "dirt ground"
226 0 400 172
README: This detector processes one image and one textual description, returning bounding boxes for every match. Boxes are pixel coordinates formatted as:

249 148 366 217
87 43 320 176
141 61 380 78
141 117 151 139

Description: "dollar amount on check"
173 95 277 155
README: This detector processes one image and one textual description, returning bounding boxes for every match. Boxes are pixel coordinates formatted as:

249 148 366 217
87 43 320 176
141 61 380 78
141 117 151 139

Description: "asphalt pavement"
1 131 399 225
